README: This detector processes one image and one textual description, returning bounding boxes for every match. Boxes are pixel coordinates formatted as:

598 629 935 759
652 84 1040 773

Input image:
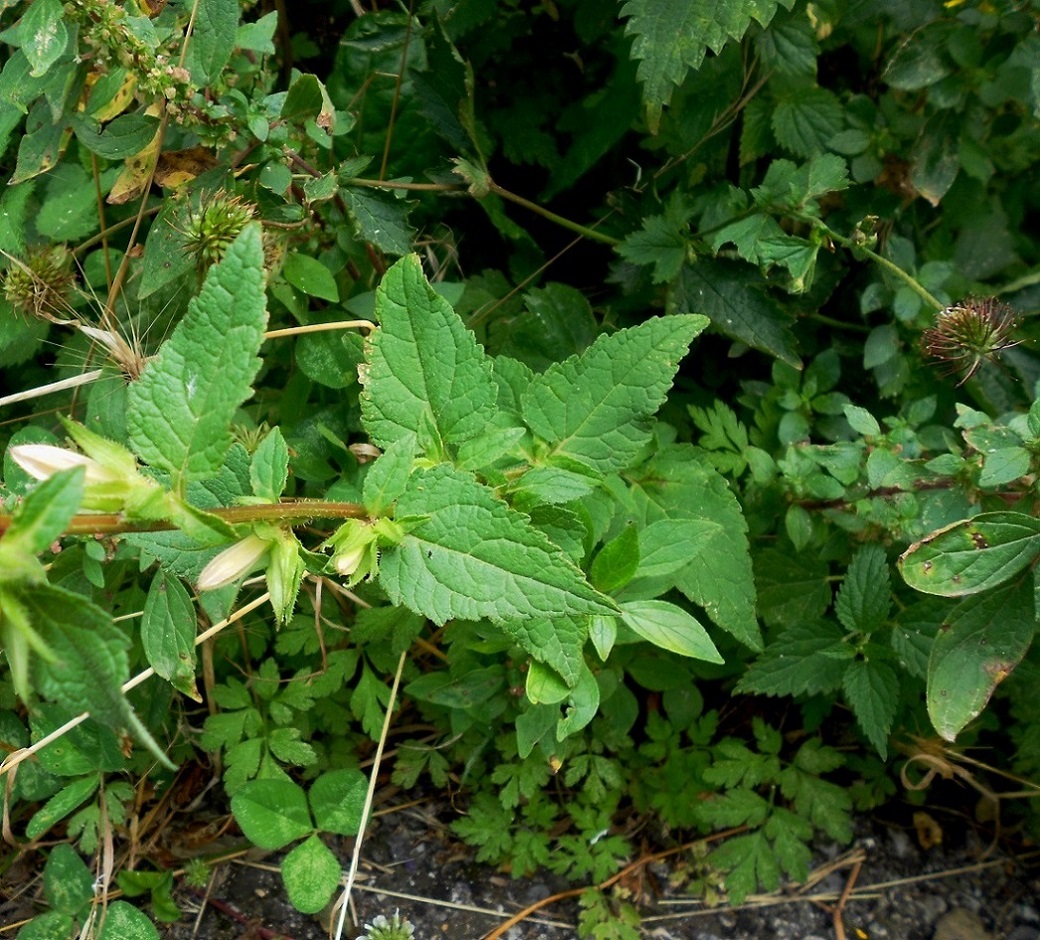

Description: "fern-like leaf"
620 0 796 132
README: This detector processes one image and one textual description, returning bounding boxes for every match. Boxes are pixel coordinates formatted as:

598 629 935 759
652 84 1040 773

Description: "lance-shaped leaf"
927 576 1035 741
899 511 1040 597
521 315 707 473
128 224 268 485
361 254 498 455
379 463 616 638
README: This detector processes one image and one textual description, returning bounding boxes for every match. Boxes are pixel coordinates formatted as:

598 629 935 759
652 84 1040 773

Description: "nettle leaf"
843 658 899 759
632 446 761 650
620 0 795 132
771 85 844 158
616 194 693 283
899 511 1040 597
673 259 800 367
361 254 497 456
735 621 850 697
380 465 615 678
835 544 892 634
521 315 707 473
26 583 174 770
128 225 268 486
927 576 1035 742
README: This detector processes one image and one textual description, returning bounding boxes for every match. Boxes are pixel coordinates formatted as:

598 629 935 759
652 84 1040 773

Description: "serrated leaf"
735 621 850 696
754 548 831 629
361 255 497 455
342 189 415 256
128 225 268 485
632 446 761 649
1 466 83 560
250 428 289 502
835 545 892 633
231 779 313 849
362 433 416 514
843 658 898 758
899 511 1040 597
380 464 615 659
616 196 693 283
927 576 1035 741
141 571 199 700
26 584 175 770
673 259 800 367
521 315 706 473
620 0 795 132
281 835 341 914
620 600 723 662
771 86 843 158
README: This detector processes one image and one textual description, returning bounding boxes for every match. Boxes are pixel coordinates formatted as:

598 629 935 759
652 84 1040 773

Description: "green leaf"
754 548 831 629
910 111 960 206
42 843 94 917
19 0 68 77
631 446 761 649
899 511 1040 597
616 195 693 283
141 571 199 700
735 621 850 696
15 911 74 940
127 224 268 485
281 835 341 915
499 284 599 373
283 253 339 302
620 0 794 132
183 0 239 83
590 525 640 593
556 663 601 739
927 576 1035 741
362 434 416 515
26 584 175 770
361 255 497 455
771 86 843 158
27 777 99 842
673 259 800 368
380 462 615 628
250 428 289 502
843 658 899 759
97 900 160 940
1 466 83 561
342 189 416 256
231 779 313 849
620 600 723 662
308 769 367 836
296 330 364 389
521 315 706 473
71 113 160 160
835 545 891 634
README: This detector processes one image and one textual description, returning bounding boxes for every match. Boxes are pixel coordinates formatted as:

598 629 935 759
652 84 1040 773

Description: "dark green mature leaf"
911 111 960 206
927 576 1035 741
899 511 1040 596
26 584 175 770
142 571 198 700
362 254 497 455
843 658 899 758
673 259 800 367
620 0 795 132
735 621 850 696
771 86 843 158
616 195 693 283
1 467 83 560
19 0 68 77
71 113 159 160
521 315 707 472
342 189 415 256
835 545 892 634
127 225 268 485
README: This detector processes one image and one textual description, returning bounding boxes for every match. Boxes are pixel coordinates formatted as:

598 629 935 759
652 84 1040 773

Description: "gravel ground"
155 799 1040 940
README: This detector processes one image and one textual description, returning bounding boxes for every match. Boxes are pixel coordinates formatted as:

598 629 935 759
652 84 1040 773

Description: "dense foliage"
2 0 1040 935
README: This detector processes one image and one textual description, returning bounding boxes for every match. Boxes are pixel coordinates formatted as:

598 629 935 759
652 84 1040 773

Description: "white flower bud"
9 444 120 486
197 534 271 591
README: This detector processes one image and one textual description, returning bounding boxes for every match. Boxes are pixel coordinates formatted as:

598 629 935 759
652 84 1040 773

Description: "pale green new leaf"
927 576 1035 741
620 600 723 662
632 446 761 649
835 545 892 634
97 900 160 940
127 225 268 485
361 255 497 455
899 511 1040 596
281 835 341 914
379 465 616 665
521 315 707 472
621 0 795 132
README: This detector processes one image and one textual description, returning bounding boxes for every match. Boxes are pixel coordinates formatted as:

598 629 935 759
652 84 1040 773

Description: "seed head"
181 192 257 271
2 246 77 323
921 297 1020 384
